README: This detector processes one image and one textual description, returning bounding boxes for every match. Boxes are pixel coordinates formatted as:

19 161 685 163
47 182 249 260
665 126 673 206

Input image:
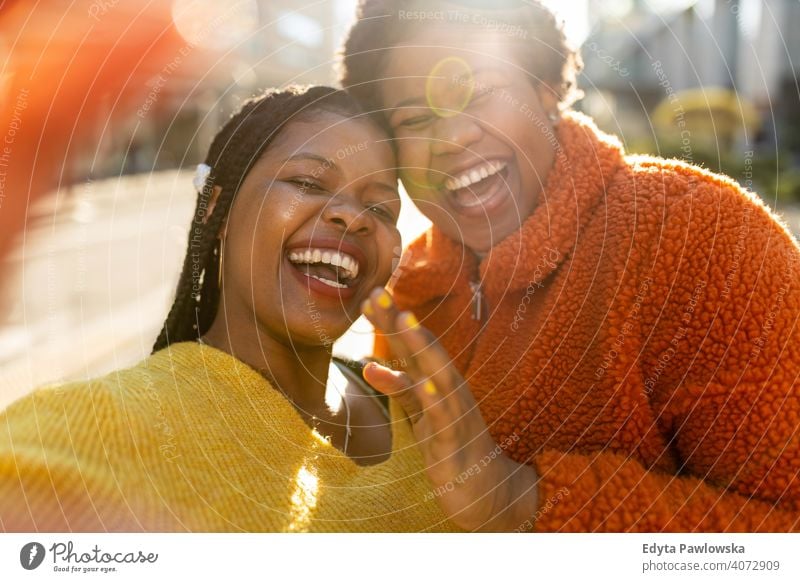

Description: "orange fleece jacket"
379 112 800 532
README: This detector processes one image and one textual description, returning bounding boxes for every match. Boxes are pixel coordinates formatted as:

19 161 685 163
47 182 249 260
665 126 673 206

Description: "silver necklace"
197 337 352 454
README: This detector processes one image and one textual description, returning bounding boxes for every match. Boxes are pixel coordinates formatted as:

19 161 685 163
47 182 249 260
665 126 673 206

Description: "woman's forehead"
383 28 522 76
263 115 388 160
380 39 521 108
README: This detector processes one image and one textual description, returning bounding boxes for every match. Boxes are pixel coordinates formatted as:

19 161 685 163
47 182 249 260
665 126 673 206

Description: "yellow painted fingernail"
377 290 392 309
423 380 437 395
404 312 419 329
362 300 373 316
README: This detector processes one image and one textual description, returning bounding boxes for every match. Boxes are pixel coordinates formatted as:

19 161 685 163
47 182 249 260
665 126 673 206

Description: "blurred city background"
2 0 799 407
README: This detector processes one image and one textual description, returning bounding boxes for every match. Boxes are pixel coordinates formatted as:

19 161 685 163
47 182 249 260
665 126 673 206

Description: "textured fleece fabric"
379 111 800 532
0 342 460 532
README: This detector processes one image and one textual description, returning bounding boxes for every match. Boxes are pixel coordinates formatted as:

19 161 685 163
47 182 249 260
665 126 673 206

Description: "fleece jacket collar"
392 111 627 306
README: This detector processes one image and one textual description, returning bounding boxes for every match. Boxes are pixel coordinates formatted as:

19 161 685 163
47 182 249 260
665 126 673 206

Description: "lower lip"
285 256 359 300
447 167 512 218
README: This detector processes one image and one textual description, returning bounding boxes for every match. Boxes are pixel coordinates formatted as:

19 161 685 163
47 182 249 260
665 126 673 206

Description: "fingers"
361 287 463 428
362 288 462 420
392 311 474 431
361 286 464 398
394 311 462 398
362 362 424 421
362 361 408 396
362 288 397 333
362 288 418 370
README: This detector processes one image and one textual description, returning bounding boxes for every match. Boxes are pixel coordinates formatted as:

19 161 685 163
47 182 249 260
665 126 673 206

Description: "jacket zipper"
469 281 483 321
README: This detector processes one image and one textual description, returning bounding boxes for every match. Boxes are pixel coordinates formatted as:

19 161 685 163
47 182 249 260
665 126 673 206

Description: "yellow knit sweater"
0 342 460 532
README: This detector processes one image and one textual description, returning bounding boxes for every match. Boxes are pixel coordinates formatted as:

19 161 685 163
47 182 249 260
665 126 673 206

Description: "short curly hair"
338 0 583 117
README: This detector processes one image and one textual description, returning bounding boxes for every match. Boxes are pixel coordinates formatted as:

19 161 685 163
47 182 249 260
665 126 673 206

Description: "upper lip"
437 158 508 191
285 237 369 280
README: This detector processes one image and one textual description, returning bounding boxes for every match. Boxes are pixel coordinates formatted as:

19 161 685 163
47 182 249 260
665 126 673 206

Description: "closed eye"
397 114 434 130
471 85 494 101
367 201 398 223
289 177 324 191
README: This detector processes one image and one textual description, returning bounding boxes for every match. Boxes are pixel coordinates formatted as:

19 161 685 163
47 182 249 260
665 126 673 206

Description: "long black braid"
152 85 370 353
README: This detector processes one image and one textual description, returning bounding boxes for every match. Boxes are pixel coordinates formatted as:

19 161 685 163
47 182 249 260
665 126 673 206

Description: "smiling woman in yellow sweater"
0 86 459 532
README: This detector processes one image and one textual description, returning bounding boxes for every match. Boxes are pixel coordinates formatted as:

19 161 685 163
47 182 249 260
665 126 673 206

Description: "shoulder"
620 154 770 212
0 364 158 532
0 356 161 450
611 154 794 244
0 344 212 444
611 154 739 201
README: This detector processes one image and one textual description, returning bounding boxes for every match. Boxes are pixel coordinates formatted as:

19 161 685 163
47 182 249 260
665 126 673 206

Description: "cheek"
518 131 556 183
397 141 431 183
228 200 287 270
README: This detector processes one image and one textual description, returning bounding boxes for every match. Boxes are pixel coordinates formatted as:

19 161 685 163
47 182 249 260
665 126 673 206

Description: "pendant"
470 281 483 321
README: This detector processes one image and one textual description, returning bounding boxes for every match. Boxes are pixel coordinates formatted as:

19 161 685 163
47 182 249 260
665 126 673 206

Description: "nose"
430 113 482 156
321 194 373 236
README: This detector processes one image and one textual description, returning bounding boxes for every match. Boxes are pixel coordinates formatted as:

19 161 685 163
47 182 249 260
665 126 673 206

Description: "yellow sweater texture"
0 342 459 532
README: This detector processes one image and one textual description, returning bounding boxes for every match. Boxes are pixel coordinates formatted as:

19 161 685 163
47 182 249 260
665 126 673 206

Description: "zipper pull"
469 281 483 321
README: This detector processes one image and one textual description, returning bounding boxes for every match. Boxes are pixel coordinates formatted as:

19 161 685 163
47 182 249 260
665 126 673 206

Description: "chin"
464 225 508 252
283 327 344 351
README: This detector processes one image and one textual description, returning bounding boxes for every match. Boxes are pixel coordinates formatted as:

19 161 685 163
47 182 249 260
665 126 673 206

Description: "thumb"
362 362 423 421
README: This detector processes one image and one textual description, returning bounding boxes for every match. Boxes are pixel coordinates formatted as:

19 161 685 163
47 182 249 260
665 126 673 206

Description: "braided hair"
338 0 583 118
152 86 370 353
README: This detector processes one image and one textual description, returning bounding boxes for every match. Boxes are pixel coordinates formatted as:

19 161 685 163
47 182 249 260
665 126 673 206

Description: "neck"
203 307 332 414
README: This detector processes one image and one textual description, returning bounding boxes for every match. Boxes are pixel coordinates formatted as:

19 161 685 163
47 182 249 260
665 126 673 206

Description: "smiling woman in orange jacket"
343 0 800 532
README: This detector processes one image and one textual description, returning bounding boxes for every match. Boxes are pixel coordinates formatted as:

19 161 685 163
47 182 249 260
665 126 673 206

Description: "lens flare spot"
171 0 258 52
425 56 474 118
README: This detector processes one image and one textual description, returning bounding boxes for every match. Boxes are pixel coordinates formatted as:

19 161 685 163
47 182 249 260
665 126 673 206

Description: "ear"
535 82 561 120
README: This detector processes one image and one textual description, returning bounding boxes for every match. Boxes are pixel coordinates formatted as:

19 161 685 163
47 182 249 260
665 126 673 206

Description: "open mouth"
287 247 362 297
443 160 510 215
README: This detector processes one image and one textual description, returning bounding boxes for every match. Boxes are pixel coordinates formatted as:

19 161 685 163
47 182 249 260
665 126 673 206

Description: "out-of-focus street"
0 171 194 408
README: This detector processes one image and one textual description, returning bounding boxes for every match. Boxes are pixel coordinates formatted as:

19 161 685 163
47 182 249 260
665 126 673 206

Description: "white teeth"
310 275 347 289
444 161 506 191
287 248 361 280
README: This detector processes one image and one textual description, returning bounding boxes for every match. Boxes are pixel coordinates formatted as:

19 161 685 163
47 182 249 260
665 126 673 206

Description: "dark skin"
203 112 401 465
356 26 564 526
380 26 560 253
362 289 538 530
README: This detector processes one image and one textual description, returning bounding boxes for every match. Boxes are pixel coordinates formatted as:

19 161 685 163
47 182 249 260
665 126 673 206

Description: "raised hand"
361 288 540 531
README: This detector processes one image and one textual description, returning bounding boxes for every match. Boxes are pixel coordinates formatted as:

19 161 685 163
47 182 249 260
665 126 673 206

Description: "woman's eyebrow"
392 96 427 110
373 182 400 197
284 152 339 171
391 67 499 110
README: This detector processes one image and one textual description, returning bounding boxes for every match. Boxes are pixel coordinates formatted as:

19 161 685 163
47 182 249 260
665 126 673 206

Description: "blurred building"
580 0 800 162
78 0 355 182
